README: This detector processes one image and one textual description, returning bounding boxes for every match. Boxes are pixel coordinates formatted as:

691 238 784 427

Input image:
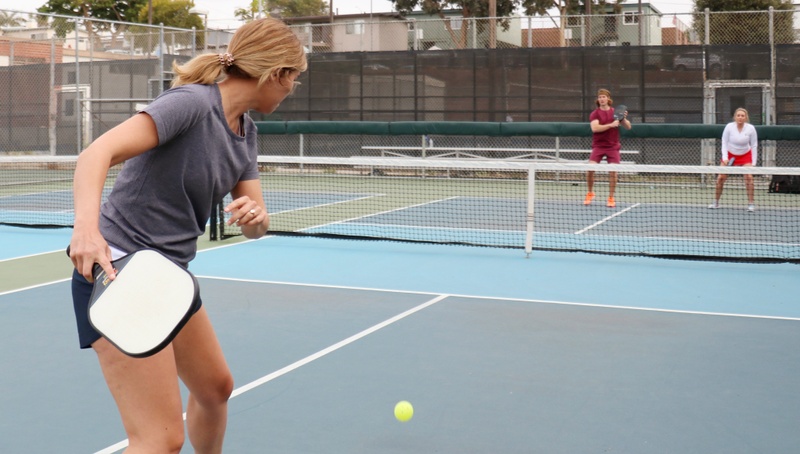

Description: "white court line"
93 293 449 454
299 196 460 232
0 237 272 291
231 293 448 397
0 249 67 263
198 274 800 322
323 221 521 235
269 194 380 215
0 278 70 296
575 203 641 234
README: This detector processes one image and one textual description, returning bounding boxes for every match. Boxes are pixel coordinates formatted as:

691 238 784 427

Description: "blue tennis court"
1 227 799 453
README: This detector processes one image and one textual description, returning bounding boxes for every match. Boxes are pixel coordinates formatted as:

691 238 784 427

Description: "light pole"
189 8 209 51
489 0 496 48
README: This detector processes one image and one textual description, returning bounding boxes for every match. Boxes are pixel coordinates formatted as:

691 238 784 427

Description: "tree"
0 11 27 28
391 0 621 18
37 0 148 38
390 0 621 48
126 0 204 54
234 0 329 21
693 0 795 44
134 0 203 29
524 0 621 16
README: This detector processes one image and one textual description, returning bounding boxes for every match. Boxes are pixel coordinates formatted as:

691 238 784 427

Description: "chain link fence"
1 8 799 166
0 10 208 155
277 9 797 53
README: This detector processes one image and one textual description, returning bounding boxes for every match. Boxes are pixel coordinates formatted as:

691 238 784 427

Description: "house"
282 12 408 53
283 10 523 52
2 25 91 50
0 35 64 66
661 13 692 45
404 10 523 50
523 2 671 47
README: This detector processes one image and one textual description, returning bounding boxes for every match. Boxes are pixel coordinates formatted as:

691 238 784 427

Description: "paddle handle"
65 246 108 281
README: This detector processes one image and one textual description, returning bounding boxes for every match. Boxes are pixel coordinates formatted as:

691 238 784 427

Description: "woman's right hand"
69 229 116 282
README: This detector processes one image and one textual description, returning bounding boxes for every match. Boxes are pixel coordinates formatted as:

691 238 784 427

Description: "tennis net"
0 156 120 227
213 156 800 262
2 155 798 262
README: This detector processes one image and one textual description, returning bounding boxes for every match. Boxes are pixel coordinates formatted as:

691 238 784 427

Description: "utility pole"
585 0 592 46
489 0 496 48
147 0 153 57
638 0 643 45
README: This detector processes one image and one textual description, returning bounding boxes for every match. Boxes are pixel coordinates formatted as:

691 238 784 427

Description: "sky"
0 0 697 29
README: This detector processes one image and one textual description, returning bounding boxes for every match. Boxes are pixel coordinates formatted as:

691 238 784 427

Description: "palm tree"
0 11 26 28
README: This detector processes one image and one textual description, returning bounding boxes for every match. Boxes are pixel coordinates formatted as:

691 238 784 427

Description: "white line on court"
270 194 379 215
299 196 459 231
231 293 448 397
198 274 800 322
0 278 70 296
335 221 519 234
0 249 66 263
93 293 450 454
574 203 640 234
0 240 270 295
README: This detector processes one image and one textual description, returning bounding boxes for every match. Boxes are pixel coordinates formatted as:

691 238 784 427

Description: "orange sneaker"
607 197 616 208
583 192 595 205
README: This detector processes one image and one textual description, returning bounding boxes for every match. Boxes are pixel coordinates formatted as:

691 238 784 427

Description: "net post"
218 202 229 239
209 201 219 241
524 164 535 258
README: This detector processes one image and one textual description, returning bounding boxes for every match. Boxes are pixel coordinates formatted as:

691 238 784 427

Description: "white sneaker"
708 202 719 209
747 204 755 212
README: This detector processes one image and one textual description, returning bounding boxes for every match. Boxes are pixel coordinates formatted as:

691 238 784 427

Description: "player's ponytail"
171 18 307 89
171 54 226 87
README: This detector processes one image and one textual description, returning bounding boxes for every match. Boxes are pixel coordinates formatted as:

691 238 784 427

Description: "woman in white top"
709 107 758 211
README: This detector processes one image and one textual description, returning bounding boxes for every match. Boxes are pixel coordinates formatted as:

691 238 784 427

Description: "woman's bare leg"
173 307 234 454
94 340 185 454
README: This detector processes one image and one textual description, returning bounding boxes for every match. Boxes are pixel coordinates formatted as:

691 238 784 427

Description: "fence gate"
702 81 775 166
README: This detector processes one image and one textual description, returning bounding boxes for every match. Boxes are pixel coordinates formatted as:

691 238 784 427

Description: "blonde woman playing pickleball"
68 18 306 453
708 107 758 212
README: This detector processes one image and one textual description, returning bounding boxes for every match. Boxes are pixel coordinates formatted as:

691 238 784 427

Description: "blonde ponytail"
171 18 306 89
171 54 226 87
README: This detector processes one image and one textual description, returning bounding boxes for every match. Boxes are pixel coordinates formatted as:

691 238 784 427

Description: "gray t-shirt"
99 83 259 266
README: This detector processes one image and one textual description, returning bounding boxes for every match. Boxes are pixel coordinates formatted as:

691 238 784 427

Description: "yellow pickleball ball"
394 400 414 422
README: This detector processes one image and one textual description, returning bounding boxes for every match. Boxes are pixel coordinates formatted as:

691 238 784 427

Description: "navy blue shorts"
71 268 203 349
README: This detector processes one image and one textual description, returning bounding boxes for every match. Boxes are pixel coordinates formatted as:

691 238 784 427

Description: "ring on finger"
249 209 256 215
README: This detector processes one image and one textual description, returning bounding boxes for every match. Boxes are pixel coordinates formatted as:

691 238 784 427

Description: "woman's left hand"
225 196 267 227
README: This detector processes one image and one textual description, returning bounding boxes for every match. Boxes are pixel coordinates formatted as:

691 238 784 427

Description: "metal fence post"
528 16 532 48
159 23 165 97
472 17 477 49
767 6 777 165
49 36 56 155
75 17 81 154
580 16 585 47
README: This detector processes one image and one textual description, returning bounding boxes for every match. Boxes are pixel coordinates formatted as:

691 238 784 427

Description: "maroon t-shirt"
590 107 621 151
